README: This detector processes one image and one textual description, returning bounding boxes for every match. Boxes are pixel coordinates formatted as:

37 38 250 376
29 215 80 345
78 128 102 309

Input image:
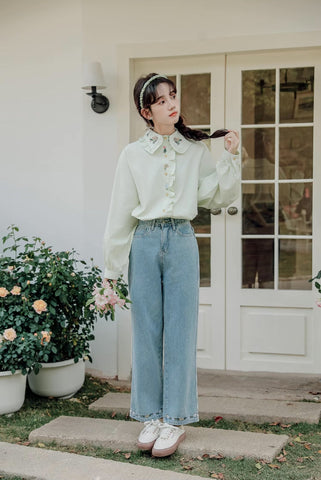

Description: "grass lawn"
1 374 321 479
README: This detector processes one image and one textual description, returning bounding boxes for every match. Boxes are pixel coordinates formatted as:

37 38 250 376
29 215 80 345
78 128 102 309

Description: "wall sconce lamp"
82 61 109 113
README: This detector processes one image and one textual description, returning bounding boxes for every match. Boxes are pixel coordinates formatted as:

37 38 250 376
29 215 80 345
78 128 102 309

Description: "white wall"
1 0 321 378
0 0 83 249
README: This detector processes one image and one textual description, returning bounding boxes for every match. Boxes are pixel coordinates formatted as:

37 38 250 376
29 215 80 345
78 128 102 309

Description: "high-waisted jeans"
128 217 200 425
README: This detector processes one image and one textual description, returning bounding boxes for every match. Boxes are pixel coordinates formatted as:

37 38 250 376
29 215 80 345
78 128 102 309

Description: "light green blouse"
103 128 240 279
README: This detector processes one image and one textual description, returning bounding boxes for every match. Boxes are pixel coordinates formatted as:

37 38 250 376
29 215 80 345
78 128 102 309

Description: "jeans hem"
163 413 199 426
130 409 163 423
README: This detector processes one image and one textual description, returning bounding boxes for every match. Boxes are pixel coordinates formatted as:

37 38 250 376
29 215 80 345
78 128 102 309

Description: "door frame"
115 32 321 379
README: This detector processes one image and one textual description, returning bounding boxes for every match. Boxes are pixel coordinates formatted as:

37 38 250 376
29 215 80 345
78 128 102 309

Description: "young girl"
103 73 240 457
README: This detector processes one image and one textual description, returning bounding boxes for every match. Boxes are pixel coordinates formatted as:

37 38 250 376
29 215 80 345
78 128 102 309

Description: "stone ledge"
89 392 321 424
0 441 204 480
28 415 289 462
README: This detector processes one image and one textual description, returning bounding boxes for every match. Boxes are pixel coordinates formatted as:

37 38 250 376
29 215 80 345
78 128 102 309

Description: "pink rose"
95 294 108 308
107 292 119 306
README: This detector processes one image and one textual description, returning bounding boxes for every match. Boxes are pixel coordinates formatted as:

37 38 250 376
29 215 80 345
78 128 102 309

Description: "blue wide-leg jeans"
128 217 200 426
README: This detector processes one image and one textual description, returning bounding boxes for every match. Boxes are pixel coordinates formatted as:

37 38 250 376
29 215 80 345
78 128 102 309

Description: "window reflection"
181 73 210 125
242 188 274 235
280 67 314 123
242 70 275 125
167 75 177 87
197 237 211 287
279 239 312 290
242 239 274 289
279 183 312 236
192 207 211 234
279 127 313 179
242 128 275 180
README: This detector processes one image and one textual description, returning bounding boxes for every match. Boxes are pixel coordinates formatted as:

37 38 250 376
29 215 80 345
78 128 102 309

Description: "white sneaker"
152 423 186 457
137 419 161 450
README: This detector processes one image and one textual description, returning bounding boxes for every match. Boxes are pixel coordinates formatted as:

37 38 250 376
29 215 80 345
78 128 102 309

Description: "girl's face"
142 82 180 135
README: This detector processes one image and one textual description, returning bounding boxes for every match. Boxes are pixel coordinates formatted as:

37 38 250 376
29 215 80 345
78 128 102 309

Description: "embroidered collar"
139 128 191 154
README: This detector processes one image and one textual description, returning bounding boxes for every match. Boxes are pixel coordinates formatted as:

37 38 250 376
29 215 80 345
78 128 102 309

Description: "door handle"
210 208 222 215
227 206 238 215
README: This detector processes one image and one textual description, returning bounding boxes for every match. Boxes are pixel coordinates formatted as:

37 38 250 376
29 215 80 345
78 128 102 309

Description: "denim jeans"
128 217 200 426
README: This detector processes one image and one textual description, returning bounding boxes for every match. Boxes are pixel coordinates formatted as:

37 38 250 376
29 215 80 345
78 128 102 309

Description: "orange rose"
41 331 51 345
11 285 21 295
32 299 48 314
0 287 9 298
3 328 17 342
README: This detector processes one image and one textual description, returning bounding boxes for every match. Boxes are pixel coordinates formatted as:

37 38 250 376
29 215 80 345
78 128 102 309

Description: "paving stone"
199 396 321 424
29 415 289 462
89 392 321 424
197 369 321 401
104 369 321 402
90 392 130 414
0 441 204 480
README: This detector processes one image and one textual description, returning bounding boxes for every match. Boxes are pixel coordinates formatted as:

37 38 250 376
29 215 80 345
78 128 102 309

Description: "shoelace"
158 423 180 440
142 419 160 432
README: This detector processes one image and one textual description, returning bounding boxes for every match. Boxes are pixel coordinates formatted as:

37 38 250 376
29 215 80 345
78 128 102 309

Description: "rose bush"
0 327 51 374
0 224 130 374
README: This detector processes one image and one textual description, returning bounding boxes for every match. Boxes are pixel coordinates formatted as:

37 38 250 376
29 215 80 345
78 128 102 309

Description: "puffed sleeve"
198 144 241 210
102 147 139 279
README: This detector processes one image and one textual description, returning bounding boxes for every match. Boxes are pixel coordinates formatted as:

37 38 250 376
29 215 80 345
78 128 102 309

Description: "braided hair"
133 73 228 141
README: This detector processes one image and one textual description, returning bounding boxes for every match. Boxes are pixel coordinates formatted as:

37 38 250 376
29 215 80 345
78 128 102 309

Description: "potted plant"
1 224 130 399
0 325 51 414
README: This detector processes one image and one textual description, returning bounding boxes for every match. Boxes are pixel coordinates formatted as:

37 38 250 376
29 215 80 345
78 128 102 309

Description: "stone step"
89 392 321 424
0 441 204 480
28 415 288 462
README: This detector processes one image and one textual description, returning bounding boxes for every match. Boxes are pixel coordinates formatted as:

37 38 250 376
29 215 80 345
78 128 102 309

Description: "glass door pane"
179 73 212 287
241 67 314 290
279 67 314 123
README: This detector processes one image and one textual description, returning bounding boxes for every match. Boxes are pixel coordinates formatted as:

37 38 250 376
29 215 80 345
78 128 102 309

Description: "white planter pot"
28 358 85 399
0 370 27 415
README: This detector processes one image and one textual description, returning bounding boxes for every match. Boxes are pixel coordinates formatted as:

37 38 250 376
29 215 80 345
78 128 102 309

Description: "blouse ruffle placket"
140 129 191 216
162 138 176 214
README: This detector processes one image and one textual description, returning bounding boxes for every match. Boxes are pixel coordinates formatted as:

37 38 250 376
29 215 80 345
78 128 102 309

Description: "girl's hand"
224 130 240 155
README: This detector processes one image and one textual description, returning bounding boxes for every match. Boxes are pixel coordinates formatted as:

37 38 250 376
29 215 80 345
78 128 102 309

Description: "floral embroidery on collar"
139 128 191 154
150 134 159 144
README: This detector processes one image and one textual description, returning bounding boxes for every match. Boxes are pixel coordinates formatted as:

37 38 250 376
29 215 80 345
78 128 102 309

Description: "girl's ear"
141 108 152 120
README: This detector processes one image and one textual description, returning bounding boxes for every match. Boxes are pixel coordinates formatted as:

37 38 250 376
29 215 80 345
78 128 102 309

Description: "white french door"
133 55 227 369
131 48 321 373
226 49 321 372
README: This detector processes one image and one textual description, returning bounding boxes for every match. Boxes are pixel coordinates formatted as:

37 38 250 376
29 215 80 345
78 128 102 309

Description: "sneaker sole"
137 439 156 451
152 431 186 457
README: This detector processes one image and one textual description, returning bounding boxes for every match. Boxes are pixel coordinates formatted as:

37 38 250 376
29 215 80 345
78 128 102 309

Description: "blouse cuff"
103 267 121 280
223 147 240 157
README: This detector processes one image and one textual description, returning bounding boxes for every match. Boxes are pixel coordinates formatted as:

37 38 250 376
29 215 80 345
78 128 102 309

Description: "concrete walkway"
90 369 321 424
28 415 289 462
196 369 321 401
104 368 321 401
89 392 321 424
1 370 319 479
0 441 204 480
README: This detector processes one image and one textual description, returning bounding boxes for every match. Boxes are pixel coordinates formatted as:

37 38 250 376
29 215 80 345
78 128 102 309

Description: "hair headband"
139 74 168 109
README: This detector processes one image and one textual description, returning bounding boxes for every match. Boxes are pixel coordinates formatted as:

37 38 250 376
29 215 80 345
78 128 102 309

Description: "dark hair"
133 73 228 141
